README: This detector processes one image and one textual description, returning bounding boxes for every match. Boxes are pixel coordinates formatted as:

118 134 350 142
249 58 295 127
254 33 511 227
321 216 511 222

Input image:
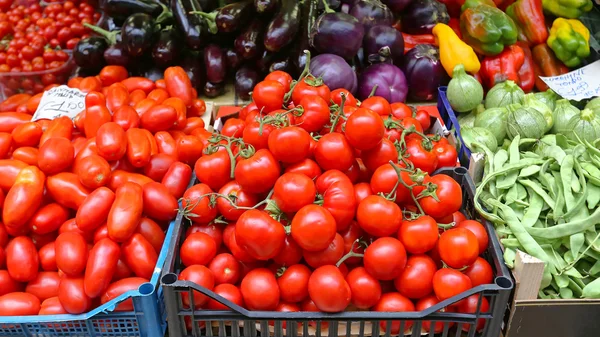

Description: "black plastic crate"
161 167 513 337
437 87 473 168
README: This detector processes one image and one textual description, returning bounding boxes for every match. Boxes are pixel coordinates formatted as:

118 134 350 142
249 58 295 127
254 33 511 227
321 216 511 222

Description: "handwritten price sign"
540 60 600 101
31 85 86 121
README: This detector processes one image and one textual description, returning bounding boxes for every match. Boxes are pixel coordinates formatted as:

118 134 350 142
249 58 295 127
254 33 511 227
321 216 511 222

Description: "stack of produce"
170 66 501 334
446 70 600 299
0 65 207 315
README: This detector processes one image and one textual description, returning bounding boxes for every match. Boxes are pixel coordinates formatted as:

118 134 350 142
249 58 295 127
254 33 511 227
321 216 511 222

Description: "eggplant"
357 63 408 102
349 0 394 30
225 48 243 71
104 43 130 66
363 25 404 66
309 54 358 94
172 0 208 50
256 50 280 73
401 0 449 34
204 82 225 98
235 66 260 100
402 44 448 101
204 44 227 84
144 67 164 81
73 37 108 70
198 0 218 11
381 0 413 13
181 53 207 92
264 0 301 52
318 0 342 10
216 1 254 33
269 57 291 73
234 19 264 60
103 0 162 20
152 28 182 68
310 3 364 60
254 0 279 14
121 13 154 57
292 0 318 75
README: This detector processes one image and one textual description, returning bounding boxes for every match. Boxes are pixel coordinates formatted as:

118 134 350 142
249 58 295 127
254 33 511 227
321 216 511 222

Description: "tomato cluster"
0 65 208 316
176 71 493 333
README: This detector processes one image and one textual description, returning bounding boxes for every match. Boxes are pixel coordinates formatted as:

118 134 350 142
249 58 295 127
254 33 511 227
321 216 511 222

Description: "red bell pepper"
505 0 548 45
531 44 569 91
516 42 535 93
479 45 525 89
401 33 437 54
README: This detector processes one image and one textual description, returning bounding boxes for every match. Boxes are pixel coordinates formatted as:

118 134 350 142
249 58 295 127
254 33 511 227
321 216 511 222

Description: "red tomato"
46 172 91 210
154 132 178 159
458 295 490 331
12 122 42 148
362 96 392 116
3 166 45 229
235 209 285 260
181 183 218 224
140 104 177 132
314 133 354 172
415 109 431 130
96 122 127 161
12 147 39 165
463 257 493 287
308 265 351 313
268 126 311 163
208 253 241 285
272 236 303 267
6 236 39 282
252 80 285 113
277 264 310 303
373 292 415 333
221 118 245 138
434 142 458 168
162 162 192 198
84 105 111 139
39 296 68 315
240 268 279 310
39 116 73 146
357 195 402 237
453 211 467 224
315 170 356 232
416 295 451 333
106 83 130 113
291 78 331 107
55 232 88 276
303 233 344 268
0 292 40 316
330 88 358 107
438 228 479 268
405 138 438 174
264 71 293 92
398 215 439 254
107 170 153 191
59 218 94 243
206 283 244 310
39 242 57 271
433 268 472 301
137 218 165 253
25 271 60 301
456 220 489 255
353 182 373 204
0 132 12 159
344 108 385 151
418 174 463 220
394 254 437 299
122 234 158 279
291 204 337 252
216 181 257 221
272 172 316 213
295 95 330 133
176 135 203 165
180 232 217 267
164 66 194 106
75 154 111 189
142 182 178 221
100 277 148 311
125 128 151 168
339 221 365 266
28 203 70 235
195 150 231 191
0 270 22 296
346 266 382 309
107 182 143 242
84 238 120 298
284 158 322 179
242 120 275 151
76 187 115 232
112 105 140 131
234 149 280 194
364 237 407 281
58 276 91 314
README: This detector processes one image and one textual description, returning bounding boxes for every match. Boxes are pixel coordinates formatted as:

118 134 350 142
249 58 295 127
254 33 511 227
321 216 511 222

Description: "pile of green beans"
473 134 600 299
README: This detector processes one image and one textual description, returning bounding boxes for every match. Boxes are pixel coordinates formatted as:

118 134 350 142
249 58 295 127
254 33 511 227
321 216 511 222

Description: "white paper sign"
31 85 86 121
540 60 600 101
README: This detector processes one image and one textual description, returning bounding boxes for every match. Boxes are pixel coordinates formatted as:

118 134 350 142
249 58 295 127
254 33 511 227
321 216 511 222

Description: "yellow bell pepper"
432 23 481 77
547 18 590 68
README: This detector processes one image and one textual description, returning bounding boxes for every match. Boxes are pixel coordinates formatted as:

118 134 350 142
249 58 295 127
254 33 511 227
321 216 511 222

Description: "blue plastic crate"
0 216 181 337
437 86 473 168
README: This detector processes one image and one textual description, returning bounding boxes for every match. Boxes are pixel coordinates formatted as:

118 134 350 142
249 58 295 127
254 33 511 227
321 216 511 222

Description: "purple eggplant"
254 0 279 14
349 0 394 30
121 13 155 58
310 4 364 60
144 67 164 82
234 19 264 60
216 1 254 33
74 37 108 71
402 44 448 101
264 0 301 52
152 28 182 68
357 63 408 103
363 25 404 66
104 43 130 66
181 53 207 92
309 54 358 94
401 0 449 34
292 0 318 76
381 0 413 13
204 44 227 84
204 82 225 98
225 48 243 71
269 56 292 73
235 66 260 100
172 0 208 50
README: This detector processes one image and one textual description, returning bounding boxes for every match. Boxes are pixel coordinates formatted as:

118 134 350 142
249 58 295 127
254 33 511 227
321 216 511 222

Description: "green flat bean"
569 277 583 297
522 151 542 159
571 173 581 193
501 238 521 249
519 179 556 211
497 136 521 190
582 277 600 298
516 183 528 200
505 184 519 205
570 233 585 261
587 183 600 209
560 160 588 220
585 229 600 253
522 187 543 228
554 273 570 288
559 287 574 299
561 155 576 212
551 171 565 220
589 260 600 276
519 165 541 177
525 205 600 239
494 149 508 172
504 247 516 268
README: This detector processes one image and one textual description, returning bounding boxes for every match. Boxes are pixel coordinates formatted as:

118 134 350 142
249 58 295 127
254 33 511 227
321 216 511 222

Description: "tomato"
206 283 244 310
181 183 218 224
253 80 285 113
12 147 39 165
25 271 60 301
182 117 205 135
0 132 11 159
271 172 316 213
372 292 415 333
438 227 479 269
136 218 165 254
107 170 153 190
99 65 128 86
330 88 358 107
303 233 344 268
0 159 28 192
96 122 127 161
39 296 67 315
12 122 42 147
295 95 330 133
463 257 493 287
456 220 489 255
3 166 45 230
180 232 217 267
433 268 472 301
221 118 245 138
112 259 133 282
398 215 439 254
418 174 462 220
291 78 331 106
336 222 364 266
112 105 140 130
352 182 373 204
175 135 203 166
108 182 143 242
458 295 490 331
122 77 155 94
81 238 120 298
405 138 439 174
139 104 177 132
216 181 257 221
315 170 356 231
0 94 31 112
234 149 280 194
267 126 311 163
55 232 88 276
75 154 111 189
28 203 70 235
364 237 407 281
276 264 310 303
239 268 279 311
142 182 178 221
434 142 458 168
390 102 413 119
6 236 38 283
264 71 293 92
345 266 381 309
284 158 321 180
415 109 431 130
369 164 414 205
416 295 451 333
361 96 391 117
235 209 286 260
101 277 148 311
57 276 91 314
272 235 303 267
84 105 111 139
106 83 130 113
452 211 467 224
361 139 398 173
164 66 193 106
242 120 275 151
307 265 350 313
39 116 73 146
154 132 178 159
394 254 436 299
0 270 22 296
195 150 232 191
0 292 40 316
125 128 151 168
208 253 241 285
291 204 337 252
39 242 57 271
314 133 355 172
227 230 257 263
79 77 104 93
357 195 402 237
162 162 192 198
46 172 91 210
122 234 158 279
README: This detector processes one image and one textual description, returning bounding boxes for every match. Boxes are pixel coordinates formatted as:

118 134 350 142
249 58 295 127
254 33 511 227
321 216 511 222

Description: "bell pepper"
438 0 463 17
542 0 592 19
448 18 462 39
480 44 525 89
461 0 497 11
532 44 569 91
517 42 536 92
547 18 590 68
432 23 481 76
460 3 519 56
505 0 548 45
401 33 437 54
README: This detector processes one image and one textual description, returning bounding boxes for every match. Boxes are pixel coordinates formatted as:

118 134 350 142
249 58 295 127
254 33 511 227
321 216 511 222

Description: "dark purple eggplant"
401 44 448 101
204 82 225 98
269 57 291 73
309 53 358 94
363 25 404 66
310 3 364 60
198 0 218 11
104 43 130 66
381 0 413 13
121 13 154 57
256 50 280 73
292 0 318 75
225 48 243 71
264 0 301 52
172 0 208 50
234 19 264 60
401 0 449 34
216 1 254 33
235 66 260 100
152 28 182 68
103 0 167 21
254 0 279 14
357 63 408 102
204 44 227 84
144 67 164 82
74 37 108 71
349 0 394 30
181 53 207 92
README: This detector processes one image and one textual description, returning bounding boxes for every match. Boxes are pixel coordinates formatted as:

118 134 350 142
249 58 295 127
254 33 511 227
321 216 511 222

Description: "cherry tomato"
240 268 279 310
308 265 350 313
394 254 437 299
363 237 407 281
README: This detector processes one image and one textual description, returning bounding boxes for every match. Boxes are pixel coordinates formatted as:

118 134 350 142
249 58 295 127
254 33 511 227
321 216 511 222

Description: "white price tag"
31 85 86 121
540 60 600 101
